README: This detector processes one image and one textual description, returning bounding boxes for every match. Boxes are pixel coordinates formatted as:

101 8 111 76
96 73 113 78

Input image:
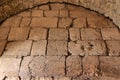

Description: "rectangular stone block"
49 28 68 40
0 58 21 76
66 56 82 76
3 40 32 57
20 17 31 27
31 40 47 56
47 40 67 55
44 10 59 17
32 10 43 17
8 28 30 41
30 17 58 28
29 28 47 40
68 40 106 56
73 18 86 28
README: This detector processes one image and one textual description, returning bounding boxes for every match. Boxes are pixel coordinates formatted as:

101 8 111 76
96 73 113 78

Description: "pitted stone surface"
0 3 120 80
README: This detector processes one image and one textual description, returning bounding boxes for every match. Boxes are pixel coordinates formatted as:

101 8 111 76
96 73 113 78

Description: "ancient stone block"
3 40 32 57
60 10 69 17
73 18 86 28
8 28 30 41
49 28 68 40
0 58 21 76
47 40 67 55
66 56 82 76
20 17 31 27
30 17 58 28
32 10 43 17
101 28 120 40
31 40 47 56
69 28 80 41
68 40 106 56
39 5 50 10
44 10 59 17
58 18 72 28
29 28 47 40
106 41 120 56
81 28 102 40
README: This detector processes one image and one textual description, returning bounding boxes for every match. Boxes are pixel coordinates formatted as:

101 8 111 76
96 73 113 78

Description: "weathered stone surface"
30 17 58 28
82 56 99 77
29 28 47 40
69 28 80 41
1 17 21 27
47 40 67 55
8 28 30 41
50 3 65 10
44 10 59 17
106 41 120 56
0 28 10 40
59 10 69 17
20 17 31 27
17 11 31 17
0 40 7 56
49 29 68 40
73 18 86 28
3 40 32 57
81 28 102 40
100 57 120 78
29 56 65 77
99 76 120 80
0 58 21 76
101 28 120 40
32 10 43 17
66 56 82 77
68 40 106 56
58 18 72 28
31 40 47 56
87 15 110 28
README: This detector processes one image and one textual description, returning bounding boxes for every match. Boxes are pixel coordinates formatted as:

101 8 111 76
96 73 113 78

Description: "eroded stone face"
68 40 106 56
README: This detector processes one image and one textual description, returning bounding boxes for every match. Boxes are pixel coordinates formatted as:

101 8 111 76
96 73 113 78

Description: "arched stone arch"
0 3 120 80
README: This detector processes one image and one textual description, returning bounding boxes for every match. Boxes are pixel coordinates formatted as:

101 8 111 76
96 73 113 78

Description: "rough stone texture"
29 28 47 40
44 10 59 17
49 29 68 40
39 5 50 10
68 40 106 56
47 40 67 55
73 18 86 28
32 10 43 17
31 40 47 56
100 57 120 78
59 10 69 17
20 17 31 27
20 56 65 77
58 18 72 28
69 28 80 41
106 41 120 56
31 77 52 80
3 40 32 57
8 28 30 41
0 40 7 56
101 28 120 40
5 77 19 80
1 17 21 27
0 28 10 40
82 56 99 77
30 17 58 28
66 56 82 77
0 58 21 76
81 28 102 40
54 77 71 80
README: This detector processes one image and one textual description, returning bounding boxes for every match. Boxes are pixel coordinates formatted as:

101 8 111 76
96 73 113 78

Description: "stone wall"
0 0 120 28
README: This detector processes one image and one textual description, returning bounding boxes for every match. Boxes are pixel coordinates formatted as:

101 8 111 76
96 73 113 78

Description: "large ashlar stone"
100 57 120 78
3 40 32 57
0 58 21 76
47 40 67 55
68 40 106 56
30 17 58 28
20 56 65 77
66 56 82 76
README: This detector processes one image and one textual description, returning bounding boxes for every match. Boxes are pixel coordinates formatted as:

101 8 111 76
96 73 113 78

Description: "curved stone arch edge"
0 2 119 29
